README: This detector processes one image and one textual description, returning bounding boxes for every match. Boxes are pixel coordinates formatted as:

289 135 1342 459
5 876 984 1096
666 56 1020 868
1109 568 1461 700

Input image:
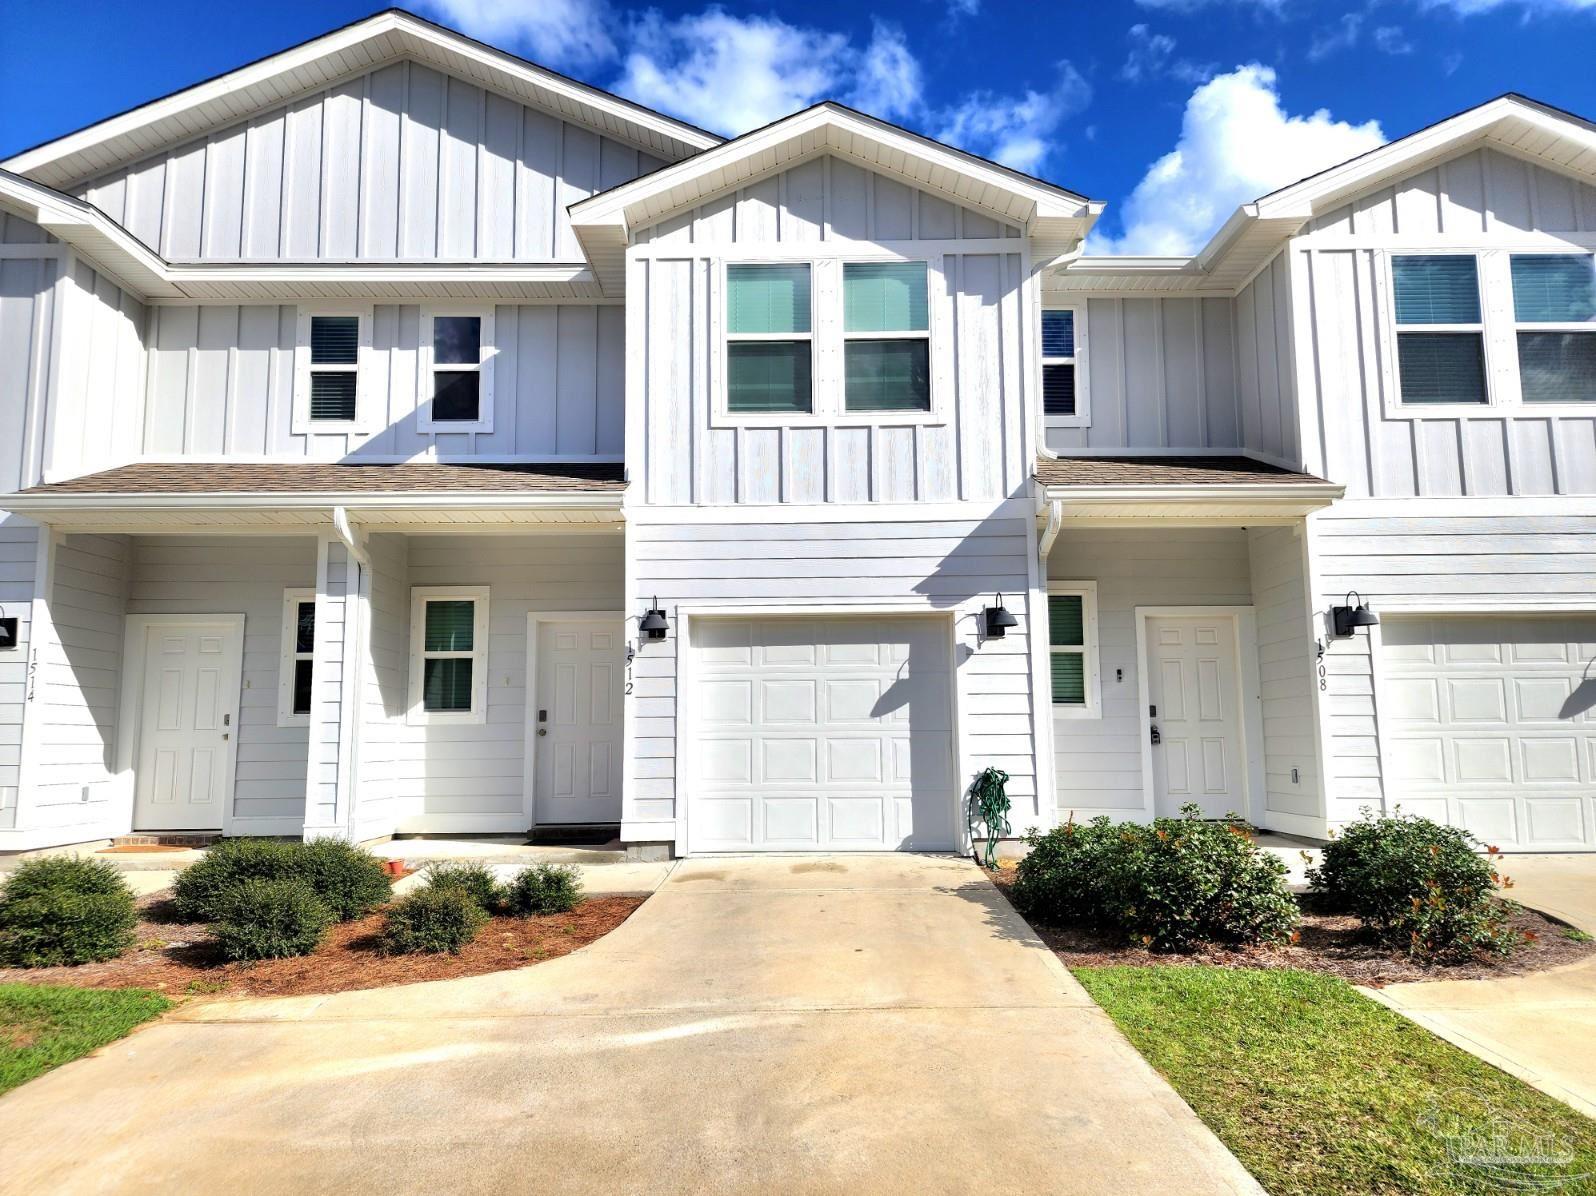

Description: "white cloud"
1091 65 1385 256
420 0 615 68
1372 25 1414 53
1133 0 1286 13
1419 0 1596 13
947 0 982 14
1307 13 1363 61
1120 23 1215 83
613 10 921 136
935 62 1092 175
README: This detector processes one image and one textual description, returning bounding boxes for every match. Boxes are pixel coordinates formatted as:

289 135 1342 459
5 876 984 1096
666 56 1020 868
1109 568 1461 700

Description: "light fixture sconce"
639 598 669 642
983 594 1018 640
1330 591 1379 638
0 605 14 651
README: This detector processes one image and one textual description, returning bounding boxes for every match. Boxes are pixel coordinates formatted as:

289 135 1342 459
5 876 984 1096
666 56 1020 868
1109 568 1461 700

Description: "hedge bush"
503 864 583 916
173 838 389 923
1308 810 1522 963
380 888 487 955
212 879 334 961
1012 806 1299 952
419 861 503 912
0 857 138 967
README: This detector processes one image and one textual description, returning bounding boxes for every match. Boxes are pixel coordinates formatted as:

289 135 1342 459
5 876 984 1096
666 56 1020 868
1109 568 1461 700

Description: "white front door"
1146 615 1246 819
133 620 244 832
533 621 624 824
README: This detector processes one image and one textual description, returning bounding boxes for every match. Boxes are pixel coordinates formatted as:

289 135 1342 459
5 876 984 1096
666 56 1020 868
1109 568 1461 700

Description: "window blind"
424 601 475 653
1043 363 1076 416
423 658 474 713
1397 332 1487 404
1049 595 1084 646
1050 653 1086 705
727 342 812 413
844 262 929 333
1518 331 1596 403
1512 255 1596 324
845 340 930 412
727 265 811 334
1392 256 1481 325
310 316 359 364
309 373 358 421
1042 310 1075 357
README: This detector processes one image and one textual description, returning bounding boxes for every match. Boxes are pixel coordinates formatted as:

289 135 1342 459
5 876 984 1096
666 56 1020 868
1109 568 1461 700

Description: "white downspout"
1038 496 1064 563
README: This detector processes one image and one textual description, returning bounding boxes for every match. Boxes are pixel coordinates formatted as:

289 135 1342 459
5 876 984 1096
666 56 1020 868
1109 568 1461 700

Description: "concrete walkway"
1364 854 1596 1120
0 855 1260 1196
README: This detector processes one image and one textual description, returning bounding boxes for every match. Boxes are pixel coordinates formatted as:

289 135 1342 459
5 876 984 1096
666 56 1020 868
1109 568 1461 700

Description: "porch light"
984 594 1019 639
1330 591 1379 638
640 599 670 641
0 607 14 651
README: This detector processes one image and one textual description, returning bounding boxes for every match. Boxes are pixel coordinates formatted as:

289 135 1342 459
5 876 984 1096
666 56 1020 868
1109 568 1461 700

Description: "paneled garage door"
688 617 957 852
1382 615 1596 851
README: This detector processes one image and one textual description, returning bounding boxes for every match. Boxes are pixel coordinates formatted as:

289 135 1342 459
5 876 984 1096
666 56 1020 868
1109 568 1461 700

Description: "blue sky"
1 0 1592 254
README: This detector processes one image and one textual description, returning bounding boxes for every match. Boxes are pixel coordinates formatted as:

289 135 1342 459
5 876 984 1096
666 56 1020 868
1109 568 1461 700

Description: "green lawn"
0 984 170 1096
1074 966 1596 1196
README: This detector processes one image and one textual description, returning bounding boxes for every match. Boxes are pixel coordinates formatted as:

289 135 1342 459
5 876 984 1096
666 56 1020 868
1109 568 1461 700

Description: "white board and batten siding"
73 60 668 263
1297 147 1596 499
633 157 1032 507
143 301 623 459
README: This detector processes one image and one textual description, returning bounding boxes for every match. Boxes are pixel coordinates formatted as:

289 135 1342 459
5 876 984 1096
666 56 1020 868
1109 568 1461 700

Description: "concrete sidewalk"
0 855 1260 1196
1364 854 1596 1120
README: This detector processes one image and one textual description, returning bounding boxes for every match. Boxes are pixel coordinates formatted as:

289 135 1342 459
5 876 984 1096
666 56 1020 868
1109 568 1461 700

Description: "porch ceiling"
1035 455 1343 523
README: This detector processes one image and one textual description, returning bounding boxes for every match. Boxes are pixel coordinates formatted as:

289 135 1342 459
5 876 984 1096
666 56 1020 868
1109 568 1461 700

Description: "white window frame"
1384 251 1492 414
418 306 495 433
1042 304 1089 429
840 260 935 422
408 586 491 726
1047 580 1101 719
293 305 374 435
1507 250 1596 410
277 588 316 728
708 247 950 428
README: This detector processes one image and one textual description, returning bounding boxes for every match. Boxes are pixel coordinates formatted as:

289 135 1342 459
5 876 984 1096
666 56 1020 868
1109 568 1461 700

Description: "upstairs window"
278 590 315 727
1042 309 1077 418
1048 583 1099 718
726 264 812 414
1511 254 1596 404
1391 255 1487 405
421 309 494 430
409 588 489 725
844 261 930 413
309 316 359 421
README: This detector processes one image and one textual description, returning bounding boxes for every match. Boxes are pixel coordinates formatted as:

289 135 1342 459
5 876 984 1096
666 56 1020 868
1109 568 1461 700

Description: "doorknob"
537 728 547 737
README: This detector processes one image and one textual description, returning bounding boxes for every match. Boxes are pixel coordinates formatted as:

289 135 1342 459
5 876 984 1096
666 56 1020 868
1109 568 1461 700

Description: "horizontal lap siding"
143 302 622 458
1048 528 1253 814
356 533 409 839
74 61 666 263
125 536 318 826
1311 508 1596 822
1301 148 1596 499
0 519 40 828
398 534 622 830
630 516 1039 833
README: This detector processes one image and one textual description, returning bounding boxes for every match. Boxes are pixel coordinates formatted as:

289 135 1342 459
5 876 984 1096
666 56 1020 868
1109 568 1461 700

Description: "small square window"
304 314 362 424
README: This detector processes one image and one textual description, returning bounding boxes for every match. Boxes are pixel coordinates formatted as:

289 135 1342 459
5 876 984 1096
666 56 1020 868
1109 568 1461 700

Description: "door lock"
1150 725 1161 746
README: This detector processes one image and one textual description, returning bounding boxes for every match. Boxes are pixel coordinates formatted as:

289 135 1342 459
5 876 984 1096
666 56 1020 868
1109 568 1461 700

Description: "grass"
1074 966 1596 1196
0 984 170 1096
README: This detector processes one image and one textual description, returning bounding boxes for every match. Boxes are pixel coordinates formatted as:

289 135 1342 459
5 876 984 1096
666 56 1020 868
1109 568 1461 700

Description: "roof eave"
2 490 628 513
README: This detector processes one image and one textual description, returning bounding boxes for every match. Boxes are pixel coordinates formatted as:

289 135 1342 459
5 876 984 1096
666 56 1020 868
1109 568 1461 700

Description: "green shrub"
212 879 334 961
173 838 390 924
503 864 583 916
0 857 138 967
1308 810 1522 963
292 839 391 921
1013 806 1299 952
380 888 487 955
419 861 503 912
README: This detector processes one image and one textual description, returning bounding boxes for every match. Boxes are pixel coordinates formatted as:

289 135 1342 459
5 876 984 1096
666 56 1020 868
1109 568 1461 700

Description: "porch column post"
303 534 367 842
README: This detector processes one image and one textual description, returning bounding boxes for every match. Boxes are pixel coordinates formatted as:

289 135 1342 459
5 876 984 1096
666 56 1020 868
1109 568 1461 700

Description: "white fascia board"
0 170 171 296
1042 482 1344 513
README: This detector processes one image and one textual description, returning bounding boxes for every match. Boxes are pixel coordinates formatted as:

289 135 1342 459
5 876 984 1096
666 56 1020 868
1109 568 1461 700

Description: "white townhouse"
0 12 1591 858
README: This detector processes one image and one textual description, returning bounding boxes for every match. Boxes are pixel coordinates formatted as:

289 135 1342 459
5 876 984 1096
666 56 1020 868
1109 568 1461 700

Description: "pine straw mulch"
987 870 1596 987
0 893 644 1000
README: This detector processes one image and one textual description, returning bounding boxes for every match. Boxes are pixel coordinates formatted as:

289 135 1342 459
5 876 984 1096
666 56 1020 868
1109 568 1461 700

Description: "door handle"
537 728 547 737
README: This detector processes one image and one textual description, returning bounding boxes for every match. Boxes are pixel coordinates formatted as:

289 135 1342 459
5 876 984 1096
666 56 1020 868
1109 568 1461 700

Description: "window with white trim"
725 263 813 415
278 589 316 727
1047 582 1099 718
1511 253 1596 404
1042 308 1080 419
293 308 370 432
843 261 930 413
419 308 494 429
1391 254 1488 406
408 588 490 725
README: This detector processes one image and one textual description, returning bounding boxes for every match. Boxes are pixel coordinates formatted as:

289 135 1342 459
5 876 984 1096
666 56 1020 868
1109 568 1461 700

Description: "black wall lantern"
1331 591 1379 638
639 598 669 641
984 594 1019 639
0 606 15 651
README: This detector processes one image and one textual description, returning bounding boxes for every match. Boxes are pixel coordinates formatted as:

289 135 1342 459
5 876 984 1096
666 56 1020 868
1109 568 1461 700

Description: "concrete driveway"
0 855 1259 1196
1365 854 1596 1119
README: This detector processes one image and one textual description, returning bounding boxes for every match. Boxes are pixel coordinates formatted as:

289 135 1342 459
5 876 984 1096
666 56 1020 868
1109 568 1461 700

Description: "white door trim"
673 605 966 857
1134 606 1265 825
116 614 246 835
523 611 626 827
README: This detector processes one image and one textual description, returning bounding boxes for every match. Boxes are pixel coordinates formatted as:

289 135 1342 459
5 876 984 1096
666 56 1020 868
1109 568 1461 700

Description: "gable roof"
570 102 1102 293
2 8 719 190
1053 93 1596 297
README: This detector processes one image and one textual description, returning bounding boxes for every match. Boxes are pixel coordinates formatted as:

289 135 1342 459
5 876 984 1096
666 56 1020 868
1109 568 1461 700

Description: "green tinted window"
844 262 928 333
424 601 475 653
727 265 811 334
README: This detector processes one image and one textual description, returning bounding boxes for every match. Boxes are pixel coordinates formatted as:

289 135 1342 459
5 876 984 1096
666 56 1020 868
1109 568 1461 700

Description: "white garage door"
688 617 957 852
1383 615 1596 851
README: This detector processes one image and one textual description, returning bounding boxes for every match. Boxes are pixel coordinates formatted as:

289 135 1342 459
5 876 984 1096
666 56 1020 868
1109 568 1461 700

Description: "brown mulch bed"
0 893 644 999
988 870 1596 987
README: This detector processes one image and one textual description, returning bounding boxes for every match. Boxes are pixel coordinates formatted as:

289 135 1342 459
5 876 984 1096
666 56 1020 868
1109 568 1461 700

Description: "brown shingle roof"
1034 455 1329 488
19 461 626 496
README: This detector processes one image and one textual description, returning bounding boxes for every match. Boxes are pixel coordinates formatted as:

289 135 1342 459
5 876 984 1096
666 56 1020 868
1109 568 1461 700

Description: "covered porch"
1036 456 1342 839
1 463 627 851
